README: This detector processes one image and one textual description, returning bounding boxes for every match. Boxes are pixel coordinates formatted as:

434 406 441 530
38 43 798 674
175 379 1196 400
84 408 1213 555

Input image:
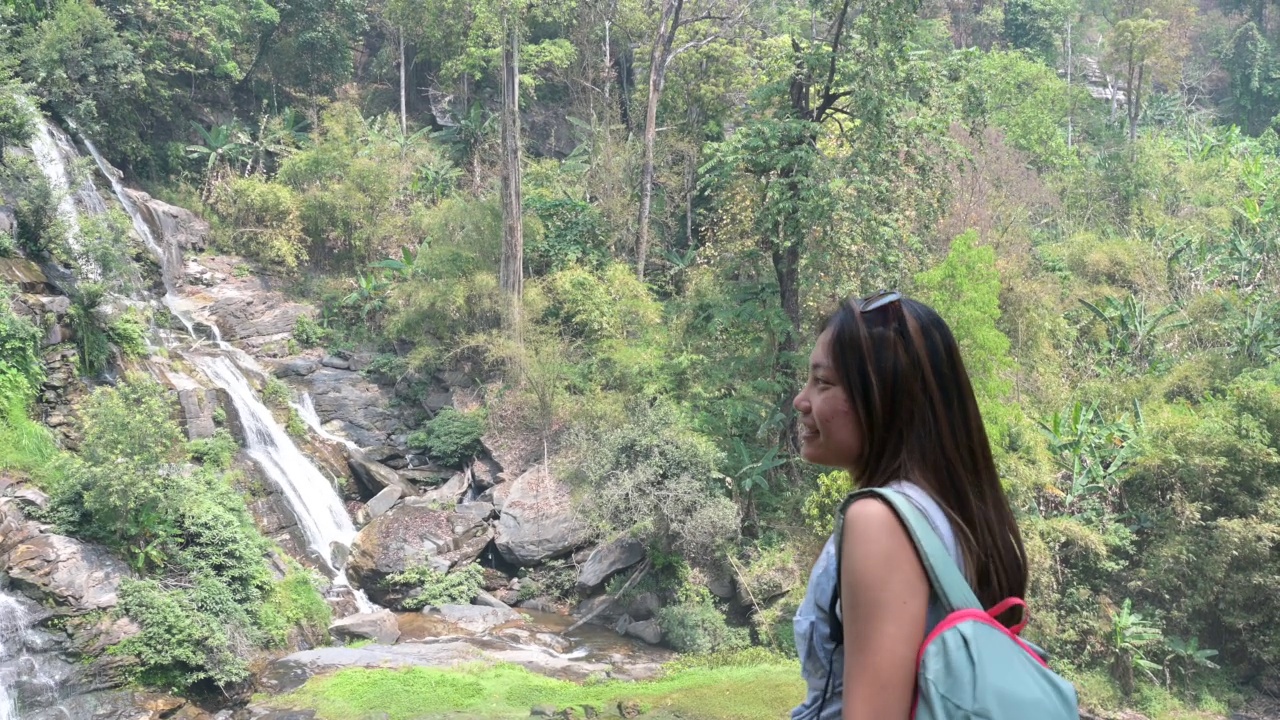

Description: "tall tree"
635 0 744 281
705 0 947 453
499 0 524 332
1103 0 1193 143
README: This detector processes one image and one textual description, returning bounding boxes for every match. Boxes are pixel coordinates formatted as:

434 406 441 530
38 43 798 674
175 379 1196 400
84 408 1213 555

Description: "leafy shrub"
407 408 486 467
525 197 609 274
112 577 253 689
187 429 239 470
515 558 578 602
540 263 663 343
68 282 112 376
801 470 853 537
211 177 307 270
108 308 150 359
13 159 59 257
385 562 484 610
568 400 739 565
262 376 292 408
258 565 333 648
0 282 46 397
0 231 17 258
293 314 328 347
656 601 749 654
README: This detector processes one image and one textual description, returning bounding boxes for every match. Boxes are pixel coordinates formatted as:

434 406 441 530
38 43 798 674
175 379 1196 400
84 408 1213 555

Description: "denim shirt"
790 482 964 720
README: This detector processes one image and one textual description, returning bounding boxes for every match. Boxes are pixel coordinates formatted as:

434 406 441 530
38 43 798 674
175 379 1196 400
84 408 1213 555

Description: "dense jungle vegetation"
2 0 1280 715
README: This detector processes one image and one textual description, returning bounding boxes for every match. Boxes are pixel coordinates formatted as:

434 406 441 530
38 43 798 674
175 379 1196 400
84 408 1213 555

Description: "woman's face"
793 328 862 470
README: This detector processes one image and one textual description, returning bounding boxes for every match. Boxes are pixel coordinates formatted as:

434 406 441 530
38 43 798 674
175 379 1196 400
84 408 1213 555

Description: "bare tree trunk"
399 27 408 135
1066 17 1073 148
636 0 684 281
500 4 524 334
1128 61 1143 144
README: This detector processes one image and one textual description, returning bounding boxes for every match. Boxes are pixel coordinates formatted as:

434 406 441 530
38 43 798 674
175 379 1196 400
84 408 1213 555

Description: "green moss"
271 659 804 720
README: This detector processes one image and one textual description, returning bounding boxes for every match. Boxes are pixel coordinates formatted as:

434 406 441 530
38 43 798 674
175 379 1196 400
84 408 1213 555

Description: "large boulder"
494 467 589 567
175 387 218 440
0 258 51 293
4 533 130 611
425 604 521 634
297 368 406 448
346 504 492 605
329 610 401 645
576 537 645 593
348 448 417 498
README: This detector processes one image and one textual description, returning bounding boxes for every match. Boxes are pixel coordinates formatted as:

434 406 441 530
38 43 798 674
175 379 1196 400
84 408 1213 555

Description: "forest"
0 0 1278 717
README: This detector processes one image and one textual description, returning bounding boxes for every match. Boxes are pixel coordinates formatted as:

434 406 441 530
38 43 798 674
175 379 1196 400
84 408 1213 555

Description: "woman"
790 291 1029 720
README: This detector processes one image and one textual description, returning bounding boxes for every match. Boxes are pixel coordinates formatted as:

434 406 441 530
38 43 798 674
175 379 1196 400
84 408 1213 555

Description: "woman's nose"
793 388 809 414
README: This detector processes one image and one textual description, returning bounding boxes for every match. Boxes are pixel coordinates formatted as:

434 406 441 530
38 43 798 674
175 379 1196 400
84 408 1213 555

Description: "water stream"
0 592 59 720
22 99 105 280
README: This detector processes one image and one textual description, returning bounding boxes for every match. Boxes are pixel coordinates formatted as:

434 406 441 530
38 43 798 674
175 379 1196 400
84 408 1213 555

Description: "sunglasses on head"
855 290 902 313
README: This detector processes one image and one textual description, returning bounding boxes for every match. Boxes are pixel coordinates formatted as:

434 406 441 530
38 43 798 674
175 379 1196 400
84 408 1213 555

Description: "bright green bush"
211 177 307 270
407 407 486 467
385 562 483 610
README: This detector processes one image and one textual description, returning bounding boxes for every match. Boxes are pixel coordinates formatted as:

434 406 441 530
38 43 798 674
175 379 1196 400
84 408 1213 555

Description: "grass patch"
271 659 804 720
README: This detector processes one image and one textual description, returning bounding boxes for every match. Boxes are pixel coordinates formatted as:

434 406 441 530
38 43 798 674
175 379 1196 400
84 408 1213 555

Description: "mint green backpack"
830 488 1080 719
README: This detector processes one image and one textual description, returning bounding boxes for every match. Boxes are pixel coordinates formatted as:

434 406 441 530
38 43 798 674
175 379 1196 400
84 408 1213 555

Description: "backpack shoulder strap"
827 486 981 644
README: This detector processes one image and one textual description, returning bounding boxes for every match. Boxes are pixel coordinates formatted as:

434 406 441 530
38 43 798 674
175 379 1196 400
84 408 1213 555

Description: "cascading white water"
73 124 375 611
297 393 357 451
1 591 40 720
194 355 358 575
22 100 103 280
78 135 196 338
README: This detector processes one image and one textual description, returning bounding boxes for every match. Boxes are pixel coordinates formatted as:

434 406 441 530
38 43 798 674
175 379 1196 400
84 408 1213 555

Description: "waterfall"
66 121 374 612
0 591 54 720
22 100 106 280
297 393 357 451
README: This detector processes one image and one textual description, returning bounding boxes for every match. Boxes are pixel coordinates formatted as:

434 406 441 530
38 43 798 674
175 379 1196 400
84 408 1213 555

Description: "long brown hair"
824 294 1028 626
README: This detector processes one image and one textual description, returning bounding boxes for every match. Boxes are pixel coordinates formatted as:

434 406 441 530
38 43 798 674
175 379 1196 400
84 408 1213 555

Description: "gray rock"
708 572 736 600
471 456 503 489
0 258 50 293
613 614 633 636
346 504 492 606
329 610 401 645
473 589 514 611
399 465 455 487
625 619 663 646
5 533 131 611
348 448 418 498
494 466 590 567
424 390 453 413
247 496 298 536
275 358 319 378
455 502 495 523
416 472 469 507
626 591 662 622
176 387 218 440
576 537 645 593
321 356 350 370
427 604 521 633
365 485 403 519
298 368 406 448
571 595 621 624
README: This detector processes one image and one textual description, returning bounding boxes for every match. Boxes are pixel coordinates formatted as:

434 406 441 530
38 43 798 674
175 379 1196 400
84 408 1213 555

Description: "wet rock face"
293 367 407 448
328 610 401 645
5 532 131 612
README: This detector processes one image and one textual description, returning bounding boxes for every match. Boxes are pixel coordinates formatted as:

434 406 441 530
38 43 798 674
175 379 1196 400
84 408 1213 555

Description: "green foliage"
656 600 750 655
112 577 252 689
293 314 327 347
384 562 483 610
188 429 239 470
1002 0 1072 62
262 376 292 408
108 308 150 359
540 264 663 344
211 176 307 270
0 282 46 399
0 231 16 258
915 230 1019 451
801 471 854 537
568 400 739 565
258 566 333 648
0 85 33 164
524 197 609 274
10 158 59 257
273 660 804 720
407 407 486 467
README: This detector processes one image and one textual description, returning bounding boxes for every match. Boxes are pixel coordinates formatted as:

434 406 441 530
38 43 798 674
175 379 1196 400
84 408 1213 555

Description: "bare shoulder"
840 497 920 578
